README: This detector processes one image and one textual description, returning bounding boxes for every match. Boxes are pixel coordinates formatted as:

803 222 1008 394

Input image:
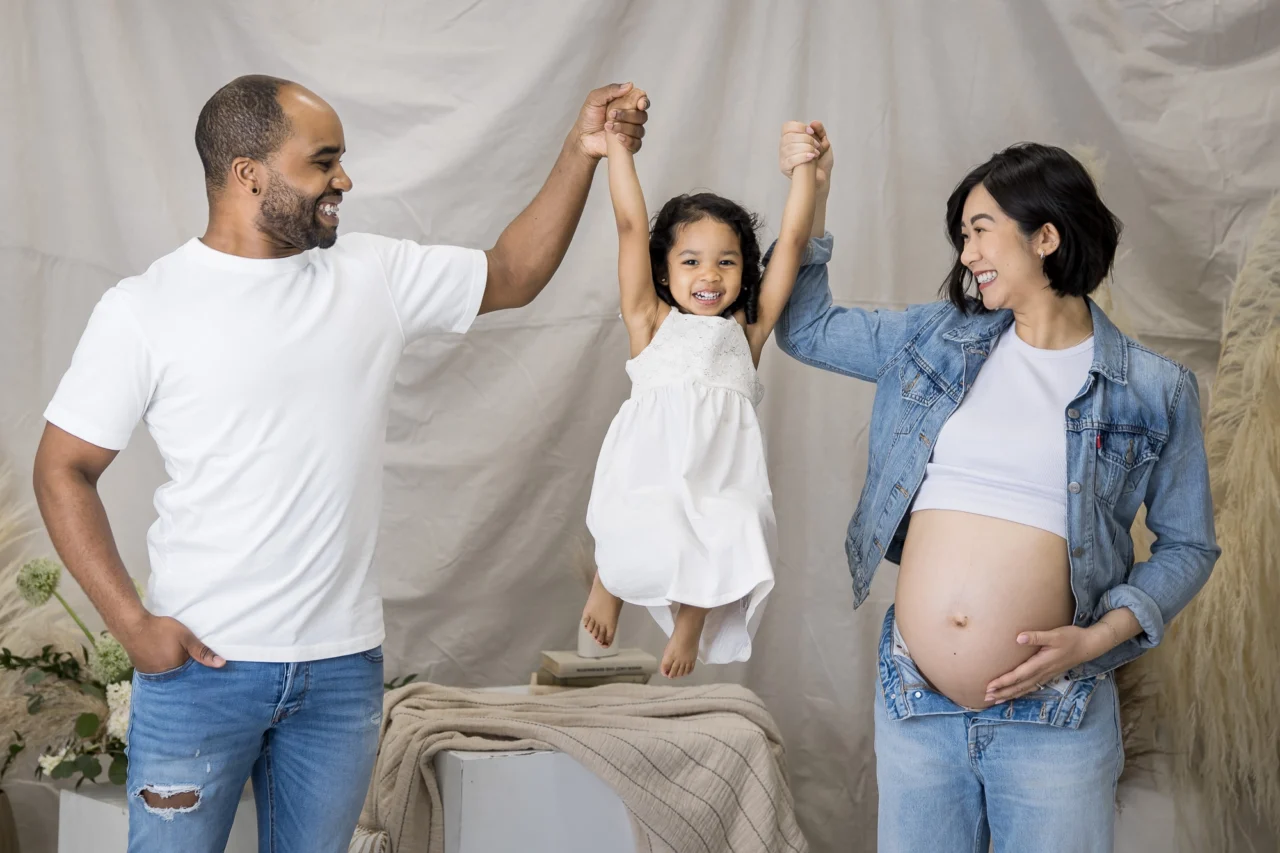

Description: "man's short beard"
257 170 336 250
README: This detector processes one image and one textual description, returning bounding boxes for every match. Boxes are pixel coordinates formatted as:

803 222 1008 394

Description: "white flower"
38 746 73 776
106 681 132 743
106 680 130 713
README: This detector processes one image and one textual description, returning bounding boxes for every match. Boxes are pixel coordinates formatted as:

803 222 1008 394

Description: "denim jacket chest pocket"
1093 425 1165 506
894 354 946 435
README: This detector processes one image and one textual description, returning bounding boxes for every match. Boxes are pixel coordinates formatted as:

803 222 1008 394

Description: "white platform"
436 684 634 853
437 748 634 853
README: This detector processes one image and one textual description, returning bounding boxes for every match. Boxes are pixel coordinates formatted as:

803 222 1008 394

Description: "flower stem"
53 591 98 648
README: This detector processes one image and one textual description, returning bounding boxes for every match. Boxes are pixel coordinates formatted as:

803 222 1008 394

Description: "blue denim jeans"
125 648 384 853
873 609 1124 852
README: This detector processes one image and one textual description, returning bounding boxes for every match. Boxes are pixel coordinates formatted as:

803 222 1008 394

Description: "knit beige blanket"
349 682 808 853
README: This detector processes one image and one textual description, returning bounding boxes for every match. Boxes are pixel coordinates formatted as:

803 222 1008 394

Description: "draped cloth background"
3 2 1278 850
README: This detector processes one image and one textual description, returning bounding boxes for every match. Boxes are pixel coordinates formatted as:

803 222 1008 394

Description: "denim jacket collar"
940 297 1129 386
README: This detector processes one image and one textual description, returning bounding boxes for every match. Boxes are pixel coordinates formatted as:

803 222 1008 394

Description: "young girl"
582 91 822 678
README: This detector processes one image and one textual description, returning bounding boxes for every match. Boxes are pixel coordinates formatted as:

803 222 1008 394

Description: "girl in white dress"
583 90 826 677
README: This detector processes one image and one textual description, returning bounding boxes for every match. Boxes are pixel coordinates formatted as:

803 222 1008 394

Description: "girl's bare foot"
582 571 624 648
661 604 708 678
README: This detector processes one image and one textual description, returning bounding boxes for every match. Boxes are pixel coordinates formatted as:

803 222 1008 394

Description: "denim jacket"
772 233 1219 680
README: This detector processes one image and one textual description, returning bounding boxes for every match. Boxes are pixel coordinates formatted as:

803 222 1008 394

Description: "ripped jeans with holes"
126 647 384 853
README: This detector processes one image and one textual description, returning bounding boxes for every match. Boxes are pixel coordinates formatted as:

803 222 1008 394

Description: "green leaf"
80 683 105 701
108 754 128 785
1 732 25 782
75 754 102 780
23 669 46 685
75 713 101 738
26 694 43 714
50 760 75 780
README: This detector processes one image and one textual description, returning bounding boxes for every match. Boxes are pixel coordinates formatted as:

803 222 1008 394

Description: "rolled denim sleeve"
1094 368 1220 650
769 232 929 382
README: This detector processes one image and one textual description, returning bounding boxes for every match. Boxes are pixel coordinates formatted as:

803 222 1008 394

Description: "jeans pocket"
360 646 384 664
134 657 197 682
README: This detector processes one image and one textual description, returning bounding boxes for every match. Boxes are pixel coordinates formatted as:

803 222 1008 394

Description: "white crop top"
911 325 1094 539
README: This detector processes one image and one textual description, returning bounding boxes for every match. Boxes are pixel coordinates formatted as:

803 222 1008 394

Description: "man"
32 75 648 852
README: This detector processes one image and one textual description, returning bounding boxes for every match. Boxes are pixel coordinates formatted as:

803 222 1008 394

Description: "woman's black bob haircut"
941 142 1122 312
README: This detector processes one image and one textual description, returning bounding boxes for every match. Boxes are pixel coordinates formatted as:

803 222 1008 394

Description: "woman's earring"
1038 250 1045 260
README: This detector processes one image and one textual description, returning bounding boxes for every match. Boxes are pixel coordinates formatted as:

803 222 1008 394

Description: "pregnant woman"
773 128 1219 852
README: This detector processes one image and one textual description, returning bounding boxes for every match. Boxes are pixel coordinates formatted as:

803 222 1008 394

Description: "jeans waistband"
878 604 1101 729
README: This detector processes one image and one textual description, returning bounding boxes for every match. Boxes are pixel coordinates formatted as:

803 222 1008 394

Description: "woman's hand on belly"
984 607 1144 702
982 625 1102 703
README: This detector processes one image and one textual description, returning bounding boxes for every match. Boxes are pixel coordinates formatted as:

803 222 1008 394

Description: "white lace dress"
586 309 776 664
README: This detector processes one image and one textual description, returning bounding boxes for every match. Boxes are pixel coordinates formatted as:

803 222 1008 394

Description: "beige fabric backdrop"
3 1 1278 851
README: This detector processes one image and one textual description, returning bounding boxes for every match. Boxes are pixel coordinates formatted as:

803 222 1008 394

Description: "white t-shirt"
911 325 1094 538
44 234 487 662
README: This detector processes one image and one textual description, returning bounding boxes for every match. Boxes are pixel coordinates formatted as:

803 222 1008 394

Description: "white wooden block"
435 749 635 853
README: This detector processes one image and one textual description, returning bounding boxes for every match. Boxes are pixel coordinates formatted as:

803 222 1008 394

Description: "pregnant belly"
894 510 1074 710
